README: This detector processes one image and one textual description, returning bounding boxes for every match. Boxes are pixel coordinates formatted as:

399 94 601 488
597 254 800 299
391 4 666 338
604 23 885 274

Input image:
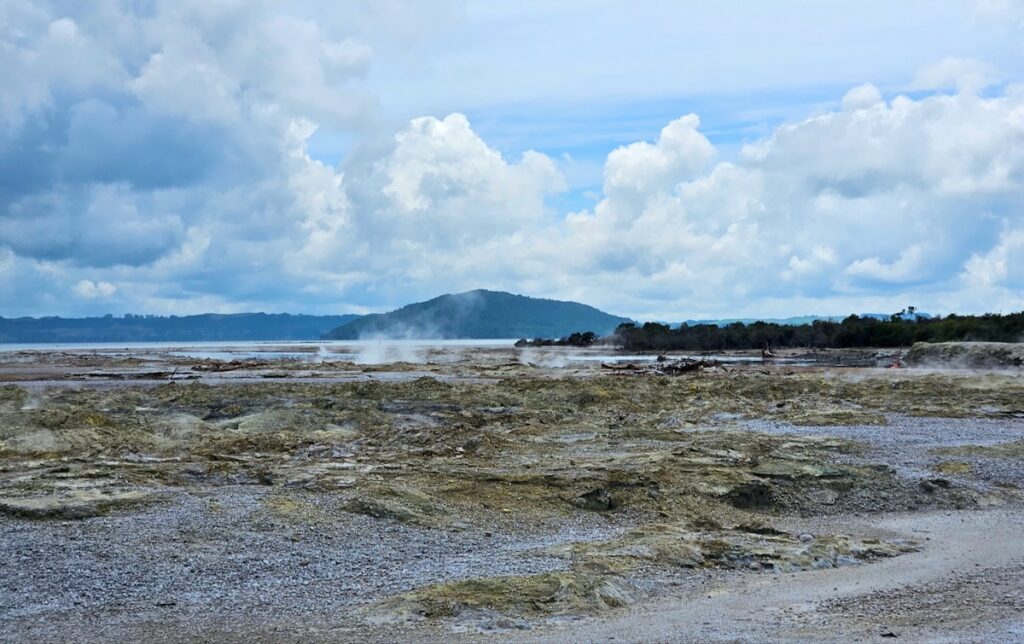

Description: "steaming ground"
0 343 1022 642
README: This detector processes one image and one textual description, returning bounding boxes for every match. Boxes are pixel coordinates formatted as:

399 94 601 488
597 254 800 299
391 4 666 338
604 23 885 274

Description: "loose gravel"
0 487 621 642
745 414 1024 489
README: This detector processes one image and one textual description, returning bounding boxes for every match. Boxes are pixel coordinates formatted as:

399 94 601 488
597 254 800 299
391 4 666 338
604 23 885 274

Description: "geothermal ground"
1 343 1022 642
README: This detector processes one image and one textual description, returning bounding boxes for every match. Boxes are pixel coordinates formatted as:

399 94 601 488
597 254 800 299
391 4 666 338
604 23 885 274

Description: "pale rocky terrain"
906 341 1024 369
0 344 1022 642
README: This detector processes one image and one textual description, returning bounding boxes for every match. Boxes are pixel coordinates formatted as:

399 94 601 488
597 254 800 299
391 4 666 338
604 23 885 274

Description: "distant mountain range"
323 290 633 340
0 313 359 343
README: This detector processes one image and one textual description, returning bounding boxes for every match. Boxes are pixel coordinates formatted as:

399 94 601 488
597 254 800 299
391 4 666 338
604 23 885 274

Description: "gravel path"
528 507 1024 643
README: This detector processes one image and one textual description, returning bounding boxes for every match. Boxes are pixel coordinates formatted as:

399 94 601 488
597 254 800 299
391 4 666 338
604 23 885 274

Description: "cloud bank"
1 1 1022 320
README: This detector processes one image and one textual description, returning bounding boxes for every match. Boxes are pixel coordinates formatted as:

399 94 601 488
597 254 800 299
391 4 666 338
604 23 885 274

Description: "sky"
1 0 1023 321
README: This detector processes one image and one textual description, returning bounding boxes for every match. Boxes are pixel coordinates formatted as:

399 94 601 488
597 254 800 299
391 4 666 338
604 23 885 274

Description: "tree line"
515 331 599 347
611 311 1024 351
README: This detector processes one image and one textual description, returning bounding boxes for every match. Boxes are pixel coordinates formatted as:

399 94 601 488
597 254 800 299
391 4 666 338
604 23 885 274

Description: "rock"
182 463 208 477
376 400 460 414
659 416 684 429
461 436 483 453
341 484 443 526
0 490 155 520
920 478 952 493
934 461 971 475
752 461 845 480
576 488 621 512
484 616 530 631
367 570 637 622
726 481 774 509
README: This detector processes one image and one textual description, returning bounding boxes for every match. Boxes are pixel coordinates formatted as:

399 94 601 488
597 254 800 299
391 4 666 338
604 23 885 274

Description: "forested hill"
324 290 633 340
0 313 360 343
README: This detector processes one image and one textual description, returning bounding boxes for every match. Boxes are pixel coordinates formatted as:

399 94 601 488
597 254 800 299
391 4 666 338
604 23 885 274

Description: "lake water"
0 339 816 367
0 338 519 353
0 339 522 365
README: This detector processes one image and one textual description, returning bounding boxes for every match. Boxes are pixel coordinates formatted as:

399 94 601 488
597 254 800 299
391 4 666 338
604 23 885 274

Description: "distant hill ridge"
0 313 359 343
0 298 936 344
323 289 633 340
682 312 932 327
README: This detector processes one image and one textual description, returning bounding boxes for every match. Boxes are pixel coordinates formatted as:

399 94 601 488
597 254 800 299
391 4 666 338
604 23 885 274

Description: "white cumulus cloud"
73 280 117 299
1 1 1022 319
